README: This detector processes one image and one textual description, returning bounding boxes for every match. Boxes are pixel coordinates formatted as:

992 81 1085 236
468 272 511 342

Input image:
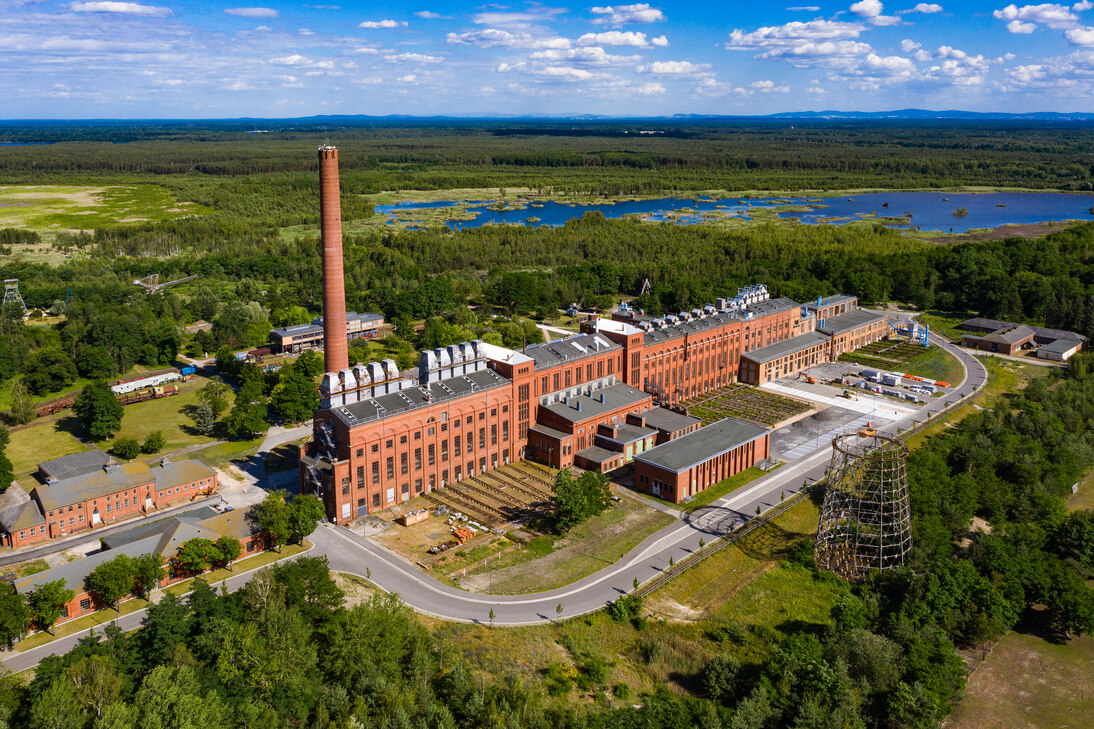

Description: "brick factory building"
268 311 385 354
0 453 219 549
298 147 896 509
632 417 772 503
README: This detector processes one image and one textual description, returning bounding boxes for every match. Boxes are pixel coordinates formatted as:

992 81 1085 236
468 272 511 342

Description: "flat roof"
641 298 801 347
634 417 771 474
39 449 113 482
525 332 620 371
330 367 511 428
639 407 701 433
598 423 656 445
574 445 620 464
806 294 856 309
541 383 650 424
529 424 572 441
741 331 830 365
817 309 888 335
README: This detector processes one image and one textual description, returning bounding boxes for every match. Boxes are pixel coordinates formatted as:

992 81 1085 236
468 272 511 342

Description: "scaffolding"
815 433 912 583
2 279 26 317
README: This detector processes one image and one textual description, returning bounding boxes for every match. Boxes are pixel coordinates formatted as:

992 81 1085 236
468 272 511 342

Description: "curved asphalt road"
3 331 987 668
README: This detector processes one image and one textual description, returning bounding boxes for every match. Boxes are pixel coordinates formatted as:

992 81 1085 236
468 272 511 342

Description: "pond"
375 191 1094 233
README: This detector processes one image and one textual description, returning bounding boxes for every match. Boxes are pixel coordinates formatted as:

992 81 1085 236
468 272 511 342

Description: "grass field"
0 184 210 236
684 383 812 427
946 631 1094 729
840 339 964 385
5 416 89 484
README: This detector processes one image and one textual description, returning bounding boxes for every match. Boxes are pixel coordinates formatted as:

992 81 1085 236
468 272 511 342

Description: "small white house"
1037 338 1082 362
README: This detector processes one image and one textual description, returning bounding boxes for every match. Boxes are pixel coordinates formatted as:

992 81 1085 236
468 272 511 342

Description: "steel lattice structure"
3 279 26 316
815 433 912 583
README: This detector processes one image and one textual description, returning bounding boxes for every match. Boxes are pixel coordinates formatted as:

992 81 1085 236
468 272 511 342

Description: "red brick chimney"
318 146 349 374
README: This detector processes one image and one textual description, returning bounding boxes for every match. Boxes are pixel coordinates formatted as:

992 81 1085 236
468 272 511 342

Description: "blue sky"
4 1 1094 117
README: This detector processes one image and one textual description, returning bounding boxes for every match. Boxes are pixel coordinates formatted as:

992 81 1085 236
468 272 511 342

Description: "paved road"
0 497 221 568
4 333 987 664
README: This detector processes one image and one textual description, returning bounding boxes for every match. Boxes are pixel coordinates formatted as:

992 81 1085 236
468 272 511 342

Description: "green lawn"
5 417 89 484
917 311 977 342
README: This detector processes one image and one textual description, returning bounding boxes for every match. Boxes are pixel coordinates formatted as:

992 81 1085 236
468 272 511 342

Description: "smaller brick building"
0 455 219 548
633 417 772 503
961 324 1036 355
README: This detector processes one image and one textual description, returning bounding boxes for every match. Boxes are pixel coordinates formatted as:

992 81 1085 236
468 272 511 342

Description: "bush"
703 653 742 702
708 620 747 645
111 437 141 460
607 594 643 622
142 430 167 454
613 682 630 700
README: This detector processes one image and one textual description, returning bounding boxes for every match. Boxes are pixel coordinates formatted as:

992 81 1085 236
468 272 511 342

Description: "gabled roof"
740 331 830 365
1038 338 1081 354
14 534 163 595
38 450 113 482
33 462 153 513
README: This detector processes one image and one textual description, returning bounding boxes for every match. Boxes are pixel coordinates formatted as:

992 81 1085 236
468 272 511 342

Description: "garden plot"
682 383 812 427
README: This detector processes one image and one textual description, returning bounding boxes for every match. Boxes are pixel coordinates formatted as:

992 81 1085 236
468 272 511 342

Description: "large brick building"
300 284 893 512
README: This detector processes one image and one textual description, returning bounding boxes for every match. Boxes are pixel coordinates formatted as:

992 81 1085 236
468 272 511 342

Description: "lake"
376 191 1094 233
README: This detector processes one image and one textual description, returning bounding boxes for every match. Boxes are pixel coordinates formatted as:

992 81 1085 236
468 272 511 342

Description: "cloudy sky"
4 1 1094 117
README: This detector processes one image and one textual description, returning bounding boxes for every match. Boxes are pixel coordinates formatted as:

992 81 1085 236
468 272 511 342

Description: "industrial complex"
297 147 893 521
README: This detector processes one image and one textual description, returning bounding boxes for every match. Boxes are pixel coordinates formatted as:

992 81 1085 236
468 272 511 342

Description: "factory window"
441 423 447 432
442 469 449 483
491 453 498 469
479 428 486 448
479 457 486 473
597 360 603 377
356 466 364 489
553 373 560 390
429 475 435 490
428 444 435 465
401 483 409 496
454 436 461 455
414 448 421 470
428 427 434 436
386 457 394 479
400 453 408 475
386 440 393 448
342 478 350 495
414 432 421 440
373 493 381 508
503 405 509 413
491 408 497 416
356 448 363 457
386 488 395 503
80 598 91 611
371 444 379 453
454 465 462 481
466 416 472 425
467 437 473 454
467 460 474 476
106 504 112 513
479 412 485 421
357 498 366 510
453 418 460 429
400 435 407 444
442 441 449 461
61 606 69 619
372 462 380 484
491 424 497 445
608 359 614 374
541 376 548 392
565 370 571 387
415 479 422 493
587 364 593 380
503 421 509 441
575 367 582 385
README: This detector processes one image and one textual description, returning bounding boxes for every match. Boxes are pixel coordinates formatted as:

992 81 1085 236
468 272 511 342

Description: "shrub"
613 682 630 700
111 437 141 460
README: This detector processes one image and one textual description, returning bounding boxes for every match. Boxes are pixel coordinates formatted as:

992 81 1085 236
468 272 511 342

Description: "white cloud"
901 38 922 51
591 4 665 25
871 15 902 25
268 54 335 69
298 28 314 35
651 35 669 46
728 20 867 47
993 4 1078 29
806 85 827 93
446 29 570 49
530 47 640 65
640 60 711 74
414 11 445 19
69 2 171 16
787 6 822 10
224 7 278 18
397 74 417 82
358 19 407 29
1008 19 1037 31
850 0 883 17
636 82 665 94
1066 25 1094 42
387 52 443 63
1075 1 1093 10
863 52 916 75
536 66 597 80
577 30 654 47
905 2 943 12
224 80 252 91
749 79 791 92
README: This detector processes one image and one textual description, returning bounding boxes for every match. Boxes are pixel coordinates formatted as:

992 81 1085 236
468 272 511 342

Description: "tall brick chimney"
318 146 349 374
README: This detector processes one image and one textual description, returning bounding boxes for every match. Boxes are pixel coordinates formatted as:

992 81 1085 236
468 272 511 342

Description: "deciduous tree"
74 380 124 440
31 579 75 635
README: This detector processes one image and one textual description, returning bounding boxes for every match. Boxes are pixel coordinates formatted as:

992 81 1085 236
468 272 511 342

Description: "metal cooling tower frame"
815 433 912 583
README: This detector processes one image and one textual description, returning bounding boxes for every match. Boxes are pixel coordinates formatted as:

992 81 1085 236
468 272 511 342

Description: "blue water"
376 191 1094 233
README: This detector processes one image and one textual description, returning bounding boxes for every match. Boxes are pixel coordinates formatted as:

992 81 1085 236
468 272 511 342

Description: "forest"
0 358 1092 729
